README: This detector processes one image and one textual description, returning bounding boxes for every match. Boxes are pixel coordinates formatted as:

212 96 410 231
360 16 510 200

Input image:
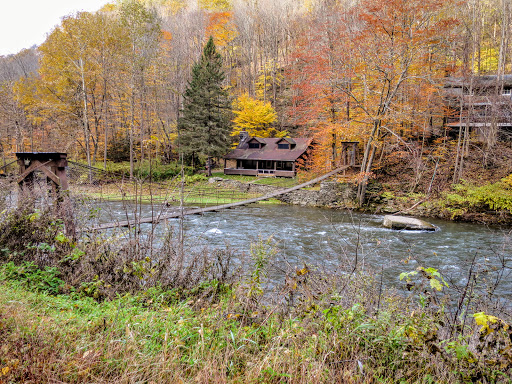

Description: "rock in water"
383 215 436 231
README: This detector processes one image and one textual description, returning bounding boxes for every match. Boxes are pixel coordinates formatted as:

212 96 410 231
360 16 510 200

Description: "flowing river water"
94 201 512 301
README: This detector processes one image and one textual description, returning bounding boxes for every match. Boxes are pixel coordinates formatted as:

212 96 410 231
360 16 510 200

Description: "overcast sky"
1 0 113 56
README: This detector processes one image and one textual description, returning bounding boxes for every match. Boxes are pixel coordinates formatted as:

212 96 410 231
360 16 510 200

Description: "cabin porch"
224 159 296 177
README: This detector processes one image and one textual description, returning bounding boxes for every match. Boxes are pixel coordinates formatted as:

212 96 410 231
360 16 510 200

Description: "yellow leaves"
403 326 421 343
28 210 41 222
474 46 499 73
501 174 512 188
255 59 283 101
473 312 499 336
0 359 18 377
199 0 232 12
429 278 443 292
232 93 280 139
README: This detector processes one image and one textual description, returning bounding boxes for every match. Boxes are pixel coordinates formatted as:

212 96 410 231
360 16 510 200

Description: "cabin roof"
224 137 313 161
247 137 267 144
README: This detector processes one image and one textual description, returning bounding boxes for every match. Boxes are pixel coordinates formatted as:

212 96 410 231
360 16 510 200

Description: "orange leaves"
288 0 458 179
162 30 172 41
206 11 237 47
355 171 376 184
160 30 173 50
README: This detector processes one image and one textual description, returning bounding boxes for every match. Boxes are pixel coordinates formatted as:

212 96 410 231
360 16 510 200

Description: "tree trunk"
357 119 381 205
79 58 92 183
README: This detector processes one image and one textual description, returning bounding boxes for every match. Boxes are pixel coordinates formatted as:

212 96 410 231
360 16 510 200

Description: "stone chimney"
238 131 249 147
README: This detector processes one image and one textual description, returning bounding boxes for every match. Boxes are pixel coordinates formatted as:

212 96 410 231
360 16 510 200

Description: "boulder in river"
383 215 436 231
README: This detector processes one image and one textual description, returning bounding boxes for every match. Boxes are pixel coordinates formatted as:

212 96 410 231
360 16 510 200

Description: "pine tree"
177 36 232 176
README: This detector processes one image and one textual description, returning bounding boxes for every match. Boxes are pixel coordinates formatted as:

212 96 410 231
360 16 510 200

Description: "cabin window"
276 161 293 170
503 89 512 95
241 160 257 169
248 142 260 149
278 143 289 149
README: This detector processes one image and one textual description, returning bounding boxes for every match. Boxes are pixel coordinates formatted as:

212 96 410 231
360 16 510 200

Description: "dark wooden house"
223 133 313 177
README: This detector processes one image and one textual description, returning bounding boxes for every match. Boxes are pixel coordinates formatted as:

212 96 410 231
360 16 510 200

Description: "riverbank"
214 176 512 226
65 152 512 226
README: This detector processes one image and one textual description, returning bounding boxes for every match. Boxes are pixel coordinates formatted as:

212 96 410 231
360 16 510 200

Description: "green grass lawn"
1 265 502 383
210 172 299 188
74 180 282 206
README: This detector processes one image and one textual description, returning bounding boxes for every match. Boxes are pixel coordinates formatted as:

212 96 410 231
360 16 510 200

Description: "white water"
90 201 512 301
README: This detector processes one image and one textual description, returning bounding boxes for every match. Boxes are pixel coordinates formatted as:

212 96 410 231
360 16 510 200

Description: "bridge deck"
91 165 351 231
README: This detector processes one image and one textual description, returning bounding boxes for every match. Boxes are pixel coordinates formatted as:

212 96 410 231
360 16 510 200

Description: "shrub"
443 176 512 215
1 261 64 294
0 202 72 265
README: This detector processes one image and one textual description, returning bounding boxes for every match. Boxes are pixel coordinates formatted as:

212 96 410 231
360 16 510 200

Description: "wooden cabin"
223 133 313 177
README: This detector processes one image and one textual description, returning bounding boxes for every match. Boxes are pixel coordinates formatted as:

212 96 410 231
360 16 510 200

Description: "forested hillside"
1 0 512 207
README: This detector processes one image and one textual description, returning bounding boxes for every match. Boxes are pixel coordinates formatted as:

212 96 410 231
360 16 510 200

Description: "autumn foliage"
0 0 508 200
232 93 283 140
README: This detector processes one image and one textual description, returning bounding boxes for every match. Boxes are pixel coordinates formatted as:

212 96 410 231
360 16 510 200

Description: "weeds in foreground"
0 197 238 300
0 198 511 383
1 261 511 383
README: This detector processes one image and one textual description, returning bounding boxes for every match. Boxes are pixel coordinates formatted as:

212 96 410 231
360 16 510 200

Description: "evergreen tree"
177 36 232 176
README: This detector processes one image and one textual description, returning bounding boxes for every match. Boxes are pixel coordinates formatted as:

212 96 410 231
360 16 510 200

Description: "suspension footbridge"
91 165 352 230
1 153 357 233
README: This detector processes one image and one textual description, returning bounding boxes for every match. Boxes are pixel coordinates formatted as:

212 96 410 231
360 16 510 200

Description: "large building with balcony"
444 75 512 142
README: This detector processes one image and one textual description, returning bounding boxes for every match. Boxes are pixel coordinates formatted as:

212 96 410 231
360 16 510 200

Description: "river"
92 201 512 301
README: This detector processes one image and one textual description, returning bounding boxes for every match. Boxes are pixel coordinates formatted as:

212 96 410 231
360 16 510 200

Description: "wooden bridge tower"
15 152 75 237
16 152 69 193
340 141 358 167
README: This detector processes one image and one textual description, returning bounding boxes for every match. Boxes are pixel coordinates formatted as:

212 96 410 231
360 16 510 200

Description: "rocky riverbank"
214 178 358 208
214 178 512 226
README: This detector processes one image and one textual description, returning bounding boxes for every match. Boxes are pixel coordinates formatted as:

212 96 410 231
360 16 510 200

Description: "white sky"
0 0 113 56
